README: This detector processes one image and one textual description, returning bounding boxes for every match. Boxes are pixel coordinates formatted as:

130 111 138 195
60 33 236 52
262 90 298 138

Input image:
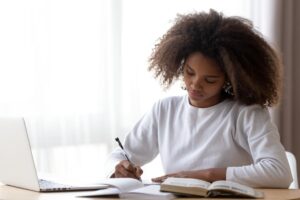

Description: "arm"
227 105 292 188
153 105 292 187
152 168 226 183
105 102 160 178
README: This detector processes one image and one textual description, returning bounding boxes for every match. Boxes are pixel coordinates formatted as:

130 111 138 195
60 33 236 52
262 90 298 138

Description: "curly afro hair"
148 9 282 107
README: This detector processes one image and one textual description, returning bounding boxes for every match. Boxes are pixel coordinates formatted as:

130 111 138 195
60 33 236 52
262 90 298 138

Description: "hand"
113 160 143 180
151 168 226 183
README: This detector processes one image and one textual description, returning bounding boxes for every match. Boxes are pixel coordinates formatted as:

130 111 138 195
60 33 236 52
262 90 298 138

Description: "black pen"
115 137 142 181
115 137 131 163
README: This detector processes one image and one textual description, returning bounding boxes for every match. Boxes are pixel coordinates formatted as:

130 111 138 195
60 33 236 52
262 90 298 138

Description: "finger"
120 160 131 168
115 163 137 178
121 160 137 173
152 172 178 182
115 166 138 178
115 171 137 178
117 160 143 180
151 175 167 183
134 166 143 177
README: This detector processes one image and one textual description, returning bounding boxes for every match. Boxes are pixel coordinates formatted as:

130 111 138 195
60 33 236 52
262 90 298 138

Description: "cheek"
205 83 224 93
183 76 190 85
211 84 224 94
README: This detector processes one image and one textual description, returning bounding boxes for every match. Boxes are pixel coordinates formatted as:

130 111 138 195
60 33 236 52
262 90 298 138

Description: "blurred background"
0 0 299 183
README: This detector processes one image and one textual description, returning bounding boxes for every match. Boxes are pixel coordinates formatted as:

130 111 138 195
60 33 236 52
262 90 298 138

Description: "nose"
191 77 203 90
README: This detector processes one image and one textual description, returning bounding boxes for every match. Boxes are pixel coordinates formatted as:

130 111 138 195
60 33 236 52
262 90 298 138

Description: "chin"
189 97 205 106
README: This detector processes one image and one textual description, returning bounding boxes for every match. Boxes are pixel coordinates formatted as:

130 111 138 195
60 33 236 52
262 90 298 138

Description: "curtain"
0 0 125 181
278 0 300 181
278 0 300 153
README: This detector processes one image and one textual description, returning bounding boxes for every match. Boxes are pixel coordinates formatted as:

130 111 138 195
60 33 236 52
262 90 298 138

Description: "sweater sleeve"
105 101 160 176
226 105 292 188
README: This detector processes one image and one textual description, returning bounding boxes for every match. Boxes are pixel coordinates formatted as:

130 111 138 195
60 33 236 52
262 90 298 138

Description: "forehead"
185 52 222 74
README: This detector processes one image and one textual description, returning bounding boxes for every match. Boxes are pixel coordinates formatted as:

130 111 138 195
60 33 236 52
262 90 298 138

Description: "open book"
78 178 175 200
160 177 264 198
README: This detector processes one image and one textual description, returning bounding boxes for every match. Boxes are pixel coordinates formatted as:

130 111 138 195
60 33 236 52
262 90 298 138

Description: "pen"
115 137 142 181
115 137 131 163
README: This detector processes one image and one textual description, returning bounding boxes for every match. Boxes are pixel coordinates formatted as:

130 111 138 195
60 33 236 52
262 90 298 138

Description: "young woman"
108 9 292 188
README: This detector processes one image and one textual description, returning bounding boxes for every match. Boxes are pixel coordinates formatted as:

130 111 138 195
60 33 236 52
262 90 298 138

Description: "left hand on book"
151 168 226 183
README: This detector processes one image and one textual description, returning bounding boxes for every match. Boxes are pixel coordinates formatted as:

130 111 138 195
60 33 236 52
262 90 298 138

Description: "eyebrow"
186 64 221 78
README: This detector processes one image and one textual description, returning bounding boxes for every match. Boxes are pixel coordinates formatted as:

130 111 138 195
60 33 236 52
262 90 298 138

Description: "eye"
205 77 218 84
185 68 194 76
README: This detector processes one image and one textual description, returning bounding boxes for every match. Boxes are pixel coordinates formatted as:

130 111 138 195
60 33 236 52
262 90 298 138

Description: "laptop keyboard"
39 179 72 191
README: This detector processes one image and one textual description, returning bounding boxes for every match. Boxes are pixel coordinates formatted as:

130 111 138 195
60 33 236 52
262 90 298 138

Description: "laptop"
0 117 108 192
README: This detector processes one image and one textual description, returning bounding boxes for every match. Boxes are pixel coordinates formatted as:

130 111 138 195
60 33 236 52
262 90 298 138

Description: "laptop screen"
0 117 40 191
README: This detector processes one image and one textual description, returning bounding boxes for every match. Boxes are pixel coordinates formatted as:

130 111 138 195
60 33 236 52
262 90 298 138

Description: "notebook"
78 178 175 200
0 117 108 192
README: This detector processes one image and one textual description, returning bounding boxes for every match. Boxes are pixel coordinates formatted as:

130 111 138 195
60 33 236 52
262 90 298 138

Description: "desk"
0 185 300 200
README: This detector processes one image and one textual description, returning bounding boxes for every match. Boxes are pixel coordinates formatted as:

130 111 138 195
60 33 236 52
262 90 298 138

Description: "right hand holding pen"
114 160 143 180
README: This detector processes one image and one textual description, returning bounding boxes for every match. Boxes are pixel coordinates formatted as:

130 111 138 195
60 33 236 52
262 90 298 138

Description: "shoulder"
220 100 271 125
234 102 270 120
230 101 272 131
224 100 269 116
153 95 186 109
147 95 186 117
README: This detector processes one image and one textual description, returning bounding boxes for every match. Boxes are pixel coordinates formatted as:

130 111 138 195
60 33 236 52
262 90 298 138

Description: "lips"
188 89 204 99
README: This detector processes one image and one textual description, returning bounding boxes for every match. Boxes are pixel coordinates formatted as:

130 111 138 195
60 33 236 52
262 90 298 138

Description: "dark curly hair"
148 9 282 107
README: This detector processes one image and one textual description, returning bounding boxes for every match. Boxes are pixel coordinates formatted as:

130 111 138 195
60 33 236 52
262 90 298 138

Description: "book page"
78 178 145 197
79 187 121 197
141 179 161 186
162 177 211 189
96 178 144 192
208 180 264 198
120 185 176 200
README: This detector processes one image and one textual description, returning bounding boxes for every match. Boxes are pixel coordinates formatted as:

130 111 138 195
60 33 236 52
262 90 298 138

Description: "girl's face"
183 52 225 108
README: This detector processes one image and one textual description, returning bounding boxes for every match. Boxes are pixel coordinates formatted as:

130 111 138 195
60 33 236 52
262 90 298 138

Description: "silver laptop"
0 117 108 192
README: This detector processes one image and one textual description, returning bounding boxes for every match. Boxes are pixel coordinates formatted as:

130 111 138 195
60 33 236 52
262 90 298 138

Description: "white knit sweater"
108 95 292 188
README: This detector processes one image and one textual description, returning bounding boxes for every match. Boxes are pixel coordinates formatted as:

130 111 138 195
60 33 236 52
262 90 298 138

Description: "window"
0 0 252 181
